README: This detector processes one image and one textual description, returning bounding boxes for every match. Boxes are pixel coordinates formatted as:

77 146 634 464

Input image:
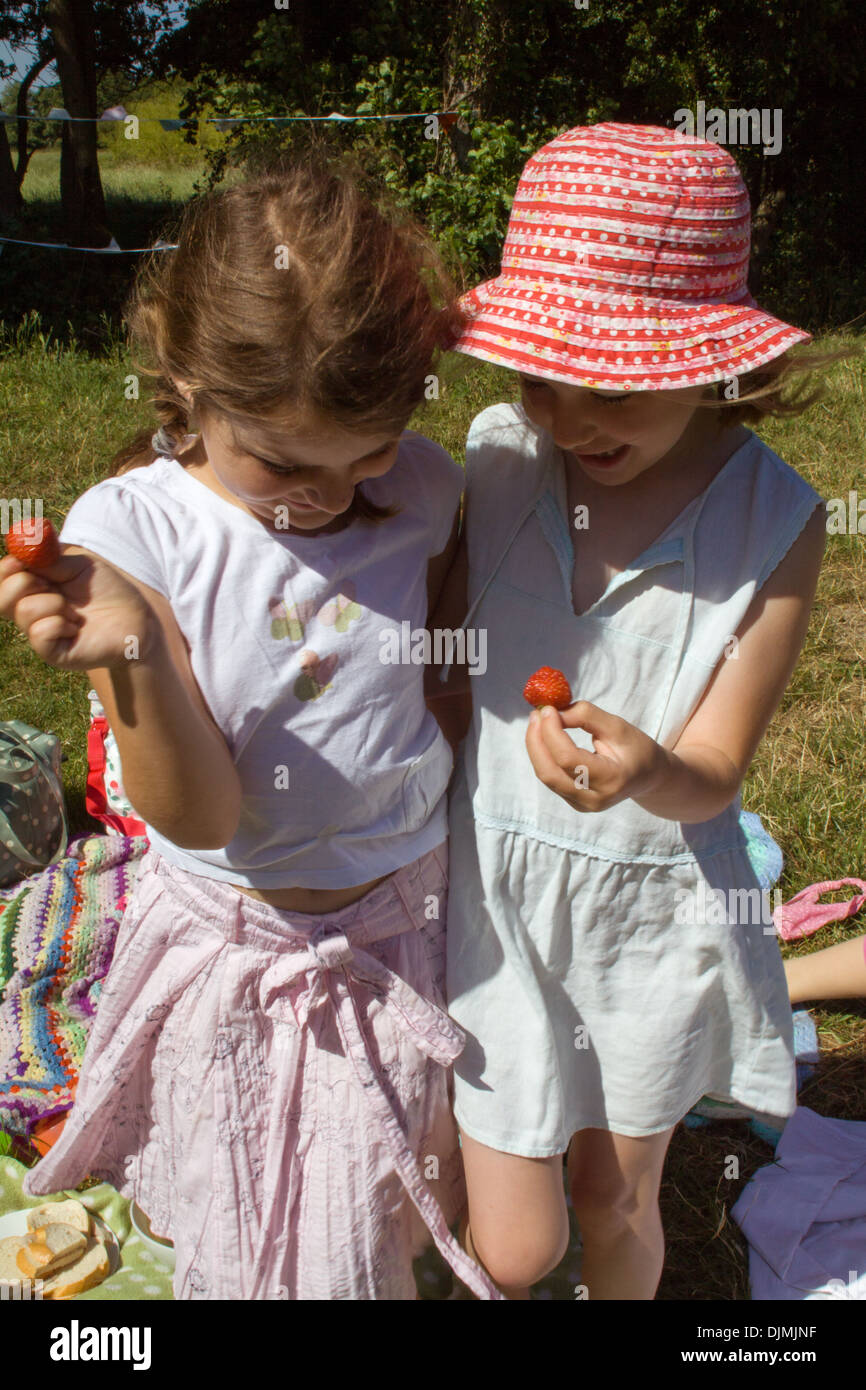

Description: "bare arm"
86 578 242 850
0 545 241 849
785 935 866 1004
527 506 827 823
635 505 826 820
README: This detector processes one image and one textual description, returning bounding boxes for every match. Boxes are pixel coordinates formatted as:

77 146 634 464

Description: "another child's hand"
0 546 157 671
525 700 665 813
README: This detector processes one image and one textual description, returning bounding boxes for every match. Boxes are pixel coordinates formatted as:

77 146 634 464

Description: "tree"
0 117 16 217
13 54 57 189
46 0 110 246
0 1 53 217
0 0 180 242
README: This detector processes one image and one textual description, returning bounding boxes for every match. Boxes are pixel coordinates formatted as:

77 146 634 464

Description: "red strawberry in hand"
523 666 573 711
4 518 61 570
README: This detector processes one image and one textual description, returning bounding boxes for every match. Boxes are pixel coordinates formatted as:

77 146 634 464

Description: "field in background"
1 149 864 1296
14 146 213 205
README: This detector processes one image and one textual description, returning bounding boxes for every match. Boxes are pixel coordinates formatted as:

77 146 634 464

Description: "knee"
470 1217 570 1291
569 1174 651 1235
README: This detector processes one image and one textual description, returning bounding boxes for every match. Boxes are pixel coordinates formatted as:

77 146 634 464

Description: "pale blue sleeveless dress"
445 403 824 1157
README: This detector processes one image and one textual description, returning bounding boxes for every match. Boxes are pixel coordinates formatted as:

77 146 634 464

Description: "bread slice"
40 1237 110 1299
25 1199 114 1264
26 1199 91 1238
0 1235 35 1291
16 1222 87 1278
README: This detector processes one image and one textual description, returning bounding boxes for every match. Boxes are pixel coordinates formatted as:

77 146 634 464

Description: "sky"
0 2 187 91
0 39 58 88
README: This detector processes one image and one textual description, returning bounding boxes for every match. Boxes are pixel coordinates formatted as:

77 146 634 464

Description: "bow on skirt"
250 927 504 1300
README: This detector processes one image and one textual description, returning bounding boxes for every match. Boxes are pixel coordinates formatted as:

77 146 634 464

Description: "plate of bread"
0 1197 119 1299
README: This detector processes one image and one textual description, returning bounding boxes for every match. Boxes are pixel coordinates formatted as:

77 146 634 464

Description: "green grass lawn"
1 202 864 1296
14 146 215 205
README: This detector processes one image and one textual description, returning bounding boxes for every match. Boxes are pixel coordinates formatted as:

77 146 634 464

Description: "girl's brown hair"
112 156 467 522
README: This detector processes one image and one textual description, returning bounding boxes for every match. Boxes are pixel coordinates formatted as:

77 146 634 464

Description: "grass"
1 162 865 1297
12 146 215 204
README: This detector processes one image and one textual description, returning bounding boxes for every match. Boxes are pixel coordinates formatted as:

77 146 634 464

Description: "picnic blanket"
0 834 148 1137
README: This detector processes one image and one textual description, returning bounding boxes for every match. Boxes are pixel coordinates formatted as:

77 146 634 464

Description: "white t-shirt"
62 431 463 888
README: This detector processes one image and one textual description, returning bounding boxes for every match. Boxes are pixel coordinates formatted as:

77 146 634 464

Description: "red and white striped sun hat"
455 123 810 390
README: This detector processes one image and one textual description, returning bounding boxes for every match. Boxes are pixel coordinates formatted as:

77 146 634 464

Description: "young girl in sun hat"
433 121 834 1298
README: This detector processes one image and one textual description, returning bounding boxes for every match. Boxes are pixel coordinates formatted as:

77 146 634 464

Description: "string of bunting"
0 106 460 254
0 235 177 254
0 105 460 130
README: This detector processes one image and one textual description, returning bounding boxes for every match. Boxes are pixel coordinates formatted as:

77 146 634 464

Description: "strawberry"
4 518 61 570
523 666 573 711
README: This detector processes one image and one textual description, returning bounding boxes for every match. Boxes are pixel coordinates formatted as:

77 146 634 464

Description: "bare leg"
567 1125 676 1300
784 935 866 1004
458 1128 570 1299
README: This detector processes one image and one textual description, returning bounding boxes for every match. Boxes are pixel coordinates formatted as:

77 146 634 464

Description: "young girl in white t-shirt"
0 162 501 1301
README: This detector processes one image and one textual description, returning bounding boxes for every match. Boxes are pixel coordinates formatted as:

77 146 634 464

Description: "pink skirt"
23 844 502 1300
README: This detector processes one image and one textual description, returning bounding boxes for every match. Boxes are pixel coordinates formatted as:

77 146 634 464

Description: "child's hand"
525 700 666 813
0 546 157 671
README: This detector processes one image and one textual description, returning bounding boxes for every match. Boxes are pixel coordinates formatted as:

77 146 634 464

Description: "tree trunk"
45 0 111 248
750 189 786 298
0 118 20 220
16 53 57 191
441 0 486 171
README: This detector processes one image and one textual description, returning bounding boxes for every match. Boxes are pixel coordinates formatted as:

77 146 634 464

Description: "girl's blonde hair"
112 157 467 522
705 344 852 425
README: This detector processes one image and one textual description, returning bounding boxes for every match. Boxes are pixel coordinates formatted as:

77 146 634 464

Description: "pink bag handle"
773 878 866 940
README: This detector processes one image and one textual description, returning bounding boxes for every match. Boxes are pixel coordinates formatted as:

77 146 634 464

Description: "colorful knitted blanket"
0 834 148 1137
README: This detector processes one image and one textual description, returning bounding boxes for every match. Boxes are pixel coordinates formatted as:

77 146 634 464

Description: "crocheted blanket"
0 834 148 1137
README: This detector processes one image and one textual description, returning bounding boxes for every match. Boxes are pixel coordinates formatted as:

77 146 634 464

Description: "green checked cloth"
0 1154 174 1300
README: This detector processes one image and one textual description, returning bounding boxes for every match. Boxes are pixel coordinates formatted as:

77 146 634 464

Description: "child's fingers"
558 698 625 743
28 612 81 660
0 554 26 582
528 707 622 806
0 563 50 617
2 551 94 600
6 591 83 666
527 708 603 803
9 588 73 636
526 709 564 779
535 707 610 783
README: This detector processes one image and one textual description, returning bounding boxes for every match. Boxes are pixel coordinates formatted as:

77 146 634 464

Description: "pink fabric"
773 879 866 941
23 845 503 1300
